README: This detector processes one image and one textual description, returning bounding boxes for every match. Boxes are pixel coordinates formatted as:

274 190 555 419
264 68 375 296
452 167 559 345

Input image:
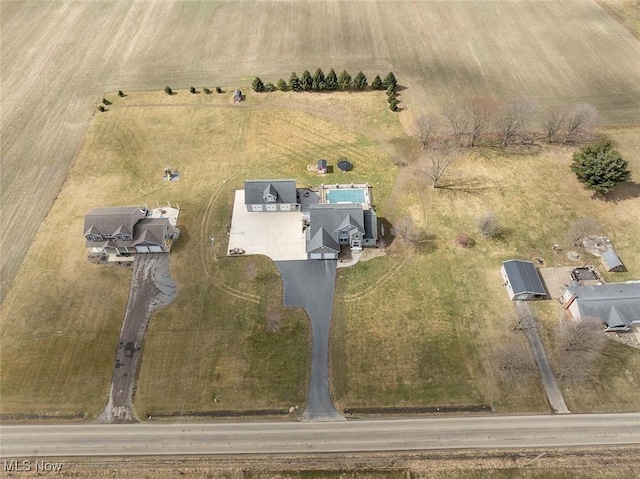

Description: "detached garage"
501 259 547 301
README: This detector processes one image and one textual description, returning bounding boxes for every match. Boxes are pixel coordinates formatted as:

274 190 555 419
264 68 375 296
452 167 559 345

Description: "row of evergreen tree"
252 69 397 94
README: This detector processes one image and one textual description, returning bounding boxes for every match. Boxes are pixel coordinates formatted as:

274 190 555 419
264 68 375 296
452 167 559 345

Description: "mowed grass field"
331 127 640 413
0 89 402 417
3 0 640 300
2 1 640 418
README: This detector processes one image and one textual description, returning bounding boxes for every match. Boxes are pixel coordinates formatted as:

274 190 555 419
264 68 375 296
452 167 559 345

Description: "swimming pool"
325 188 367 204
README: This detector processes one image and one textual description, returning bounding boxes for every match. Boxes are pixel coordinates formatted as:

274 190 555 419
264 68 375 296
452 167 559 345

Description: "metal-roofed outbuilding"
501 259 547 301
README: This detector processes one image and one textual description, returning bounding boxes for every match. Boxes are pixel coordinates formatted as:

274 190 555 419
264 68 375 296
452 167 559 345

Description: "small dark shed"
317 159 327 174
233 89 242 103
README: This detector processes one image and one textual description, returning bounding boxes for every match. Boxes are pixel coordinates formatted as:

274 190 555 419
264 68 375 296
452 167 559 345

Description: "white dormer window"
264 194 276 203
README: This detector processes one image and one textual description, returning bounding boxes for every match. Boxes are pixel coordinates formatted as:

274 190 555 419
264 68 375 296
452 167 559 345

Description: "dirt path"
516 301 571 415
97 254 176 423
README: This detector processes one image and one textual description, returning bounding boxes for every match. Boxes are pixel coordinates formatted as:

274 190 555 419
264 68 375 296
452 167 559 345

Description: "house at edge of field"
561 281 640 332
244 179 300 212
305 204 377 260
501 259 547 300
601 249 625 272
84 206 180 258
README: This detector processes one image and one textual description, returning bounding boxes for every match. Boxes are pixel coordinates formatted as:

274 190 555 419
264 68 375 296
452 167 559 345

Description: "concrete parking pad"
228 190 307 261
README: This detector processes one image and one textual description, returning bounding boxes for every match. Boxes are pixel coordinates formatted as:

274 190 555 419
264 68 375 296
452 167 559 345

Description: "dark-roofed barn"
501 259 547 300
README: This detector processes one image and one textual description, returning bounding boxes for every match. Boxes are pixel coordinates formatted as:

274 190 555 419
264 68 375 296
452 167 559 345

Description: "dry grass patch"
0 89 400 417
332 128 640 413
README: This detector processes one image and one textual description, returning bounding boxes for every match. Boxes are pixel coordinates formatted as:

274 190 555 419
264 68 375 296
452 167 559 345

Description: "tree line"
414 98 629 194
416 97 599 150
252 70 399 111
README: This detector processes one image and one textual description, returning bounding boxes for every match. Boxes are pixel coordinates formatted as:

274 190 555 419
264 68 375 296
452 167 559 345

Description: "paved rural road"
275 260 344 421
2 414 639 457
516 301 571 415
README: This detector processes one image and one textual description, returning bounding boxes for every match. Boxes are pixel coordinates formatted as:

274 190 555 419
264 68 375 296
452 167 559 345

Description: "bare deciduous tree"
477 212 503 238
565 216 600 246
417 137 461 188
555 317 606 382
443 103 469 145
496 96 537 147
415 114 439 149
466 98 496 147
391 216 427 245
543 105 568 143
562 103 598 144
495 337 537 377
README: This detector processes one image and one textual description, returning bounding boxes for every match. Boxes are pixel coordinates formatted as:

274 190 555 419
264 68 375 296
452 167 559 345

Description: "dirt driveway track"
97 254 176 424
3 1 640 302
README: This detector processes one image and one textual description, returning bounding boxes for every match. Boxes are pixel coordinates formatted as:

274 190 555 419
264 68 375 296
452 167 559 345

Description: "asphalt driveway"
275 260 344 421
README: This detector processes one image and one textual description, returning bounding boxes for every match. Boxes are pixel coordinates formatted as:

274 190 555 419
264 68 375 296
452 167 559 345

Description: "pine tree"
277 78 288 91
289 72 301 92
338 70 352 90
371 75 383 90
251 77 265 92
265 82 275 92
325 68 338 90
570 139 630 195
313 68 325 90
301 70 313 91
353 71 368 90
389 98 399 111
382 71 397 89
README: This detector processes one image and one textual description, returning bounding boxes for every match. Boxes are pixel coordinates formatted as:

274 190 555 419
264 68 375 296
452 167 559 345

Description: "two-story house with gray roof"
244 180 299 212
84 206 180 257
306 204 377 259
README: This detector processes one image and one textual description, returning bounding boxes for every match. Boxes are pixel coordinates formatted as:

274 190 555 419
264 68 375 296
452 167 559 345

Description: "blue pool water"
326 188 366 204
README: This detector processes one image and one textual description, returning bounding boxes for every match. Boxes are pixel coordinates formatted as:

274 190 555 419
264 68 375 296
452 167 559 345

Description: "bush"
454 232 475 248
570 139 630 195
189 87 196 94
164 86 172 95
251 77 265 92
477 213 503 238
277 78 288 91
265 82 275 92
215 87 222 94
203 87 211 94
